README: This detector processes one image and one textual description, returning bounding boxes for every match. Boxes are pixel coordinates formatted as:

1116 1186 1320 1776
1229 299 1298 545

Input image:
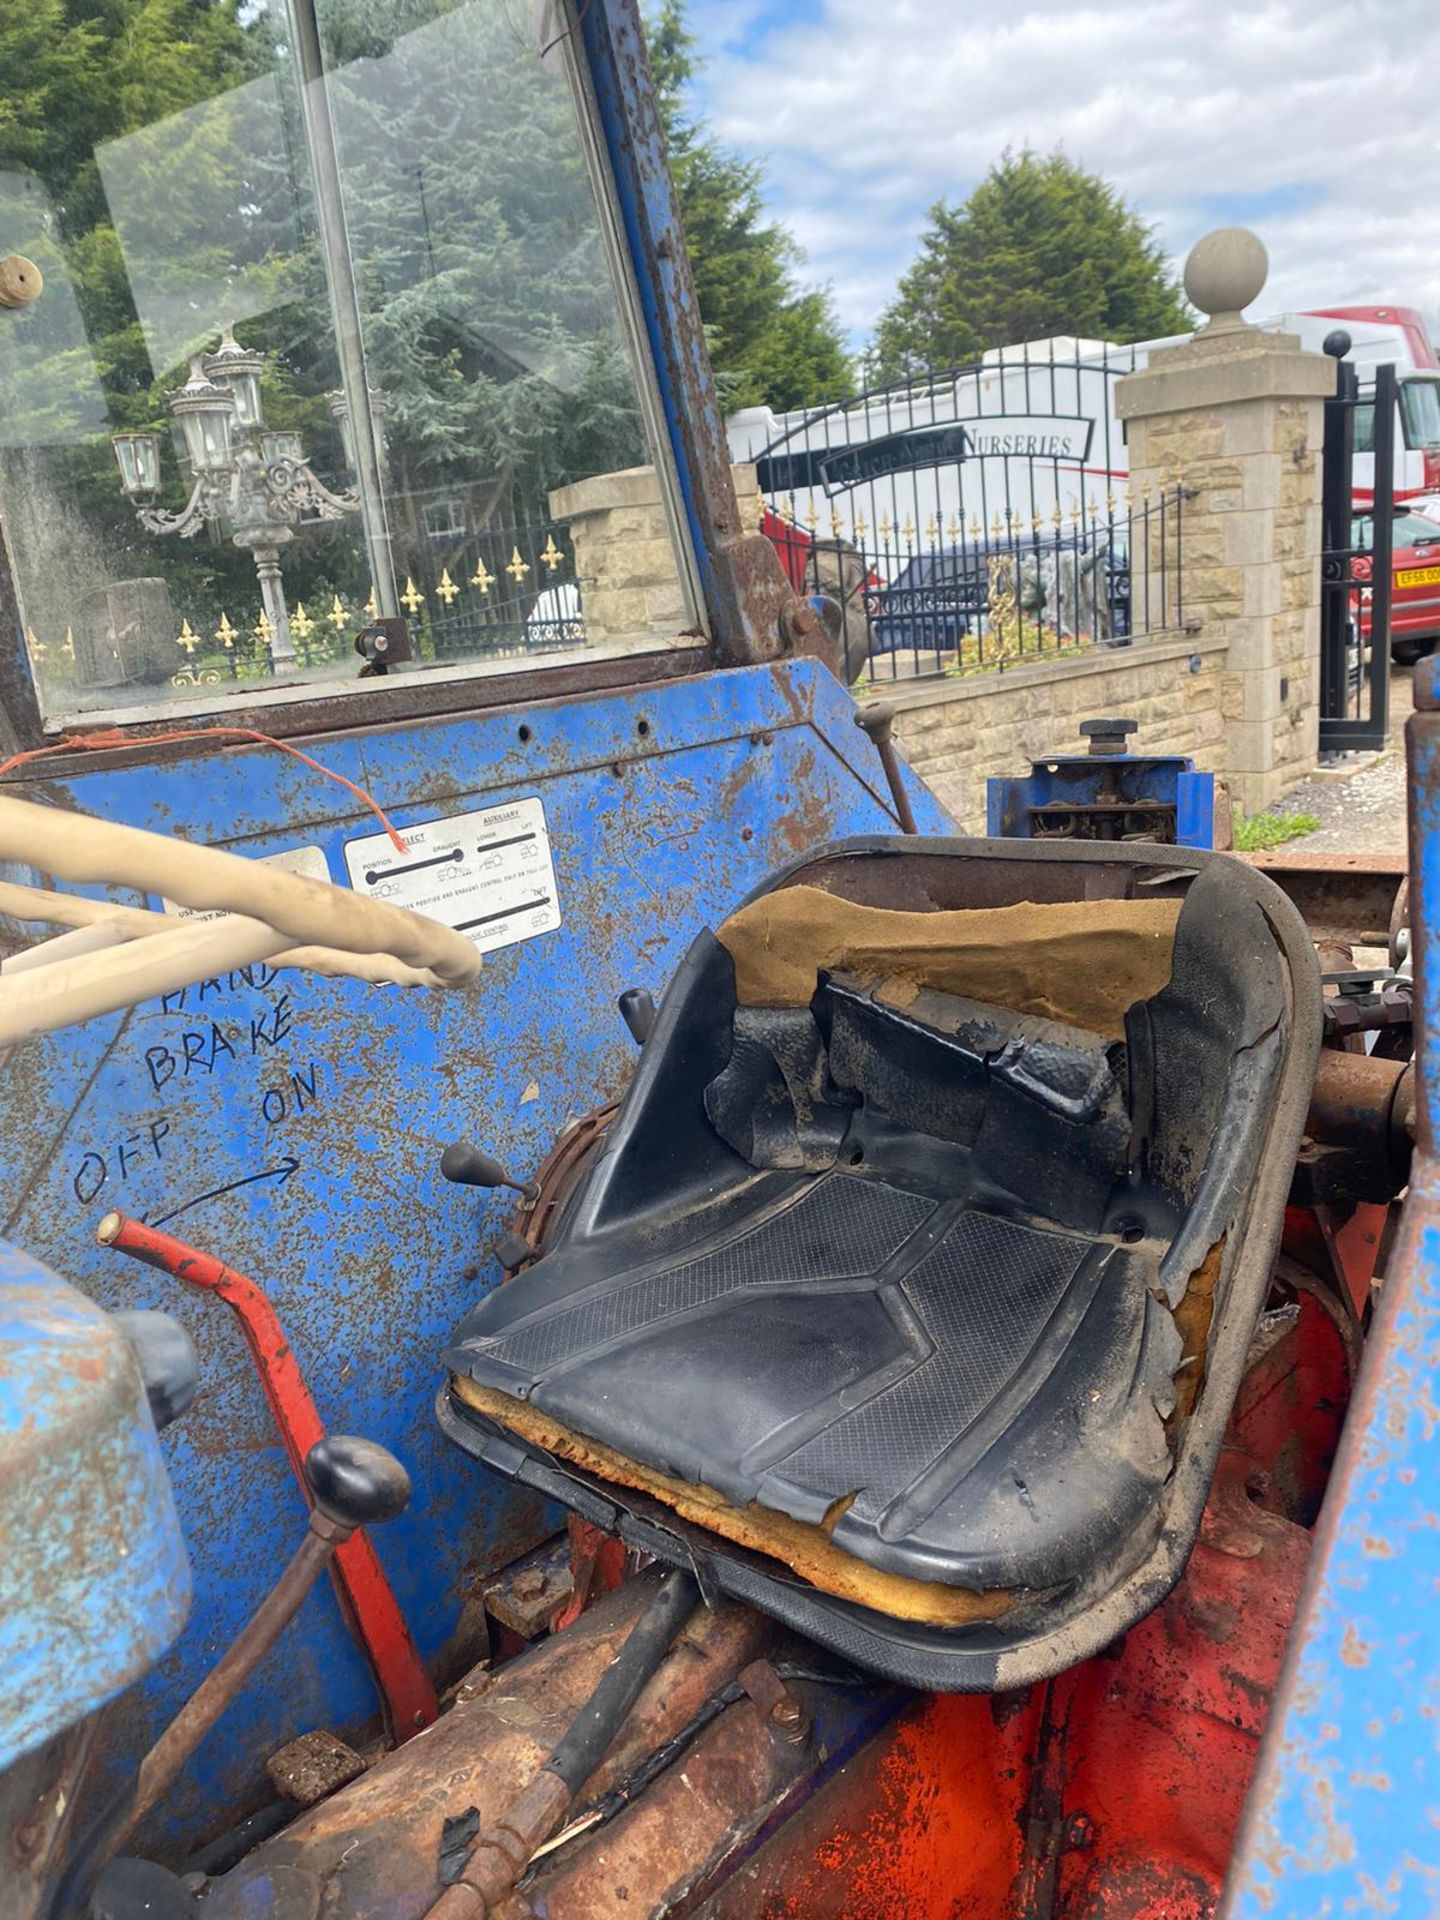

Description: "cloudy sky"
687 0 1440 348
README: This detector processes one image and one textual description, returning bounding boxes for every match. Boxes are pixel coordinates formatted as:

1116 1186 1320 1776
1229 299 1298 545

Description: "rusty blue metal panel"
579 0 795 667
1222 665 1440 1916
0 658 946 1848
0 1245 190 1770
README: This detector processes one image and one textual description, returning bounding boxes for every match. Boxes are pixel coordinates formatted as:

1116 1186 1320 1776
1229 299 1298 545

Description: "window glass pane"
1354 512 1440 548
1401 379 1440 452
1353 403 1375 454
0 0 690 726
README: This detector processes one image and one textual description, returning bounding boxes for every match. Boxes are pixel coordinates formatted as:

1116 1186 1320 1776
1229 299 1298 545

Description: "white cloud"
690 0 1440 340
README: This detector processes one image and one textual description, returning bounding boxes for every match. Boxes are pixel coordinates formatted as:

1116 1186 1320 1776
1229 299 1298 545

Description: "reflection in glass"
0 0 685 721
206 332 267 433
168 359 236 475
112 434 162 497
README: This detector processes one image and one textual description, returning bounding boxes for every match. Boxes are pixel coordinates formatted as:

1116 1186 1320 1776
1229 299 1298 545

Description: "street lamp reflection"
110 328 360 673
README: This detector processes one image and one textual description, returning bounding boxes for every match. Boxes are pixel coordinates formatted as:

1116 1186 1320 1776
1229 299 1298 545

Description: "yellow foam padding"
717 886 1181 1041
451 1375 1015 1628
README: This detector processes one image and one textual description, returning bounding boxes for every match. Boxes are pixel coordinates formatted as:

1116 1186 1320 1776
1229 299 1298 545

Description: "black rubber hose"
583 1662 874 1824
543 1568 700 1795
182 1799 293 1880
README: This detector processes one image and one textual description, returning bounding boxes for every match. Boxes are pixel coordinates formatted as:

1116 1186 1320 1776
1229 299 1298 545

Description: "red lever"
97 1211 438 1743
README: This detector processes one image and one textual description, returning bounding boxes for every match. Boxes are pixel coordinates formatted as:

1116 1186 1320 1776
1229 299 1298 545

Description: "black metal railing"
411 518 586 664
766 485 1185 683
738 344 1186 681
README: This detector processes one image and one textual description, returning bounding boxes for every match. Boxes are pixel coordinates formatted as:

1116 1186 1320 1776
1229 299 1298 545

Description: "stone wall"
1115 242 1334 814
550 464 761 645
886 633 1227 833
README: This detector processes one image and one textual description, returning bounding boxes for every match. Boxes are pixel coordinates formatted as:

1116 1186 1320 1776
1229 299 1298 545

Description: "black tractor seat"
440 838 1319 1690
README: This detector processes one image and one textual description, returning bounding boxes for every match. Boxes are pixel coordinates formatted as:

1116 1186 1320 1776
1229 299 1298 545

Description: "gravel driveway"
1268 669 1413 856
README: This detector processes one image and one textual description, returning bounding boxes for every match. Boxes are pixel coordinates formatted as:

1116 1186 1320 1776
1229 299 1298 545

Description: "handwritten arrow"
147 1157 301 1229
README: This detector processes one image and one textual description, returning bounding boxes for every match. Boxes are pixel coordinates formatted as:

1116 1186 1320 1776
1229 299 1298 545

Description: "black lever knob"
305 1435 411 1530
441 1140 537 1199
618 988 656 1046
113 1309 199 1432
90 1858 197 1920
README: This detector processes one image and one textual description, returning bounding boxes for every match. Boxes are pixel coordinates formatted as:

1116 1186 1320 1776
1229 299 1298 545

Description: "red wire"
0 725 409 853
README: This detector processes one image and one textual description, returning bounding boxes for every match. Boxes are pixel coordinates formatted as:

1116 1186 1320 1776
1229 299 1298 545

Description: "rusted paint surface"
482 1537 574 1638
264 1730 366 1808
511 1103 618 1271
1307 1048 1410 1151
1222 1159 1440 1918
0 658 948 1850
1231 1290 1352 1528
1169 1239 1224 1429
1223 670 1440 1915
1303 1048 1413 1203
500 1681 817 1919
96 1209 438 1745
1236 849 1406 945
201 1578 776 1920
671 1689 1038 1920
702 1439 1309 1920
0 1246 190 1773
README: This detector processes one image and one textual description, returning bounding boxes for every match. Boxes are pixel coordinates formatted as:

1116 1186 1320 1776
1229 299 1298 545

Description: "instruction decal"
342 796 561 956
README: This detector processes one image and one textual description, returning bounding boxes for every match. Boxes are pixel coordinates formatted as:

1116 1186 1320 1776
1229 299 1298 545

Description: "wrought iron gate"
1319 351 1396 755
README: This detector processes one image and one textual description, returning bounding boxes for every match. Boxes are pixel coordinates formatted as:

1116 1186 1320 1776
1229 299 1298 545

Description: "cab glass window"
0 0 693 726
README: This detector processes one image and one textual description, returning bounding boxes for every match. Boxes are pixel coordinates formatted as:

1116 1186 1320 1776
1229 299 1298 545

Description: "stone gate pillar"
549 464 762 645
1116 229 1335 813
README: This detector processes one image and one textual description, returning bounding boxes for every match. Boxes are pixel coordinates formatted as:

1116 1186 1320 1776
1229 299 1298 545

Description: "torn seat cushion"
449 1373 1014 1628
715 885 1180 1036
443 862 1293 1671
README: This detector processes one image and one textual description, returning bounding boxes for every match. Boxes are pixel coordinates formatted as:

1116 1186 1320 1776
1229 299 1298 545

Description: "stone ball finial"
1183 227 1268 332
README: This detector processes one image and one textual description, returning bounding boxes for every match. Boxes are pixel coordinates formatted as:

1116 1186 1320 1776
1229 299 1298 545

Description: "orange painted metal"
702 1452 1312 1920
552 1515 630 1632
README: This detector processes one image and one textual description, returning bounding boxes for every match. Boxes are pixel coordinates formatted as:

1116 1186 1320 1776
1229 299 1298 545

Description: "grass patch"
1234 810 1321 851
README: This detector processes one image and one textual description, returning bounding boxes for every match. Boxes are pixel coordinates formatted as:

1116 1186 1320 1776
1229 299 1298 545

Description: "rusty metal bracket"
738 1658 810 1747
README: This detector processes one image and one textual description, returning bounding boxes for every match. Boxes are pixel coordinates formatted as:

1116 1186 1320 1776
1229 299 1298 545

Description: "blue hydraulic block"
986 717 1215 849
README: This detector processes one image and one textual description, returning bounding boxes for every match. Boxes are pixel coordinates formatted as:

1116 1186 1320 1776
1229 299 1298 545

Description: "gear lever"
440 1140 539 1200
107 1435 411 1857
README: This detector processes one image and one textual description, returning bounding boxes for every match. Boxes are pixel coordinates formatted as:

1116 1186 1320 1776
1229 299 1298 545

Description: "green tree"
648 0 850 409
0 0 285 676
873 150 1190 375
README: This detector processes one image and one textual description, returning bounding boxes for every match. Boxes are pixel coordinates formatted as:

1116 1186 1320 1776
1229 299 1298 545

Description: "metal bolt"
769 1695 809 1746
781 601 820 644
1065 1812 1095 1851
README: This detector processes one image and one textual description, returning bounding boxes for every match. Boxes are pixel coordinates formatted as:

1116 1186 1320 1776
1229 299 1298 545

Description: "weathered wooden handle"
0 255 43 309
